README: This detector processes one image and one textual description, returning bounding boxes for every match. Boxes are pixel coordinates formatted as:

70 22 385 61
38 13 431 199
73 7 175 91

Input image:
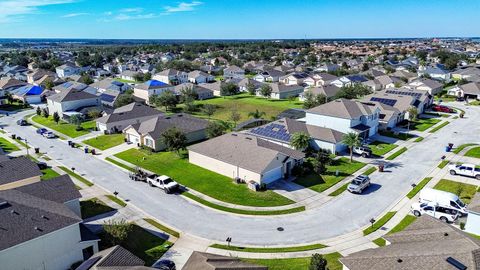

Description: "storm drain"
277 227 284 232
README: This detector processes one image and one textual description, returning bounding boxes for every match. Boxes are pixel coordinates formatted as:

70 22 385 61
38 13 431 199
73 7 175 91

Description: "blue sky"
0 0 478 39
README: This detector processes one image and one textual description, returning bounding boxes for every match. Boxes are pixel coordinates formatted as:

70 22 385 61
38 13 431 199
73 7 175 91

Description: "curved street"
1 103 478 246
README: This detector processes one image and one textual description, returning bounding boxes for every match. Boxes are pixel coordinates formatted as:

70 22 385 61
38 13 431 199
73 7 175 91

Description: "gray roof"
47 88 99 103
0 189 81 251
460 82 480 95
224 65 245 73
188 133 304 174
305 85 340 98
340 216 480 270
75 245 147 270
414 78 443 90
270 83 303 94
183 251 267 270
97 103 163 124
0 156 42 185
0 77 27 90
15 175 81 204
307 98 375 120
130 113 209 139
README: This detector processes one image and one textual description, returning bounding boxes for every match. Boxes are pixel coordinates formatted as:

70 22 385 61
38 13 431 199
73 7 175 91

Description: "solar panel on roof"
370 97 397 107
386 89 422 98
100 94 116 102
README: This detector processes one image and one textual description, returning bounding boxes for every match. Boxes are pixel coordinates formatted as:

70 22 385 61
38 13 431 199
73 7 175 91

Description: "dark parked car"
16 119 28 126
36 128 47 134
152 260 176 270
37 162 48 170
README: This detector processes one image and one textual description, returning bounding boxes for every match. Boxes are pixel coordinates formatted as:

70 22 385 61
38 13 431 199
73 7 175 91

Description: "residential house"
452 66 480 82
119 70 137 81
280 72 310 86
26 69 56 84
75 245 151 270
198 81 230 96
9 84 44 104
188 133 304 185
266 83 304 99
315 63 340 73
187 70 214 84
96 102 163 133
340 216 480 270
133 80 174 104
173 83 214 100
237 78 264 92
0 78 27 104
299 84 340 101
183 252 267 270
124 113 209 151
447 82 480 100
89 78 132 94
47 89 102 118
0 157 42 191
223 65 245 79
254 69 285 83
418 64 451 82
306 99 380 139
309 73 338 86
153 69 188 85
53 81 98 95
408 78 443 95
56 63 79 78
380 88 433 114
392 70 418 82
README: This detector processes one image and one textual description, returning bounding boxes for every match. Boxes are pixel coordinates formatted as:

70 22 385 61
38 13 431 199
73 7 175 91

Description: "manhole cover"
277 227 284 231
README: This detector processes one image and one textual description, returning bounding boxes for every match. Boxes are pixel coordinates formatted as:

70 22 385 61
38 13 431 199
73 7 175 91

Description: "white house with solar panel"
133 79 175 105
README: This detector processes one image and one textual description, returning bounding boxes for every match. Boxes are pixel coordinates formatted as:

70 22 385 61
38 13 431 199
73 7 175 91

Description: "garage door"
262 167 282 184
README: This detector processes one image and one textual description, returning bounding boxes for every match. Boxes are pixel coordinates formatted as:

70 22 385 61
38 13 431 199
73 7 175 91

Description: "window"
145 138 154 147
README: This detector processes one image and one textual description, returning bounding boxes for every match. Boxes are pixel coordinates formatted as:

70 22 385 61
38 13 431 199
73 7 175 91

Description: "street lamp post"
25 138 29 156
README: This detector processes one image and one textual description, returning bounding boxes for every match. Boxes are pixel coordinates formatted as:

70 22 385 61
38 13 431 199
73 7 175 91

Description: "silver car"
347 175 370 194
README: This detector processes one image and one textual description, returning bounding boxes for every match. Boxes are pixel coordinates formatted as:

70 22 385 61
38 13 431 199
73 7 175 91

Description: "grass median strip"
453 143 478 154
58 166 94 187
106 194 127 207
373 238 386 247
388 215 417 234
364 167 377 175
406 177 433 199
414 136 424 142
182 192 305 216
363 211 397 235
210 243 327 253
386 147 407 160
0 137 20 152
106 157 135 172
144 218 180 238
438 160 449 169
328 182 350 197
428 121 450 133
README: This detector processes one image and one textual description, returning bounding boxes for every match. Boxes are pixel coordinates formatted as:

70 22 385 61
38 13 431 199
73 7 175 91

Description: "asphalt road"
1 103 478 246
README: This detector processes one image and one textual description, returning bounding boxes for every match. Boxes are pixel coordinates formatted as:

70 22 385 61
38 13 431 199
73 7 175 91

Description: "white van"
419 188 467 215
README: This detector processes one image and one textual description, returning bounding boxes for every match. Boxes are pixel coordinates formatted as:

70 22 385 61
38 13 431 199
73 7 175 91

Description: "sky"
0 0 478 39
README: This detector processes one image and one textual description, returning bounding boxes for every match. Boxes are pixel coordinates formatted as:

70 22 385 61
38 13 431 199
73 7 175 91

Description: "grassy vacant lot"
115 149 293 207
100 224 172 266
379 130 414 141
144 218 180 238
80 198 115 219
32 115 95 138
0 137 20 152
244 253 342 270
385 147 407 160
83 134 125 150
211 243 326 253
428 121 449 133
368 141 397 156
465 147 480 158
191 93 303 122
453 143 478 154
406 177 433 199
294 158 366 193
40 167 60 180
388 215 417 234
433 179 478 204
363 211 397 235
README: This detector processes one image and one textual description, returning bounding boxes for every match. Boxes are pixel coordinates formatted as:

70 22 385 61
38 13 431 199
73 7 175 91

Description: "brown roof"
97 103 163 124
0 78 27 90
307 98 375 119
340 216 480 270
130 113 208 139
183 251 267 270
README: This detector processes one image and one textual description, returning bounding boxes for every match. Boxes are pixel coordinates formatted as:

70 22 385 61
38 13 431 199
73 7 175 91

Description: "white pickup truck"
449 163 480 180
146 175 180 194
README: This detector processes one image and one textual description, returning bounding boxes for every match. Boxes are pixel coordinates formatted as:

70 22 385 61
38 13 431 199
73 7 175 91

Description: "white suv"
411 202 459 223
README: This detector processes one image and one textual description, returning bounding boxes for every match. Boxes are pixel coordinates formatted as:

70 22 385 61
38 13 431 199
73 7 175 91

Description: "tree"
42 108 49 118
259 84 272 99
53 112 60 124
248 109 266 119
202 104 217 119
143 72 152 81
309 253 328 270
150 91 178 111
335 83 372 99
206 121 227 138
36 106 42 116
103 219 133 246
180 86 198 103
290 132 311 151
246 82 256 95
229 109 241 126
79 74 93 85
220 82 239 97
87 109 101 119
69 114 82 130
44 78 54 90
342 132 361 162
303 91 317 109
114 92 134 108
406 106 418 131
312 152 333 175
161 127 187 154
133 72 144 82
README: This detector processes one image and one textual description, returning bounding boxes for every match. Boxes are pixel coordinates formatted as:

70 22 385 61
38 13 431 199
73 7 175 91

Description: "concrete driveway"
1 103 478 246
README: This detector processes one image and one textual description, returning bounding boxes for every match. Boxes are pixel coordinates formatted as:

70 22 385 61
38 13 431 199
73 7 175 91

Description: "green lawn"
80 198 115 219
406 177 433 199
328 182 350 197
367 141 398 156
100 224 172 266
453 143 478 154
0 137 20 152
363 211 397 235
294 158 366 193
211 243 326 253
115 149 293 207
465 147 480 158
83 134 125 150
41 167 61 180
414 136 424 142
143 218 180 238
385 147 407 160
31 115 96 138
373 238 386 247
402 118 441 131
190 93 303 122
0 102 30 111
244 253 343 270
388 215 417 234
438 160 449 169
379 130 414 141
105 157 135 171
106 194 127 207
428 121 450 133
364 167 377 175
433 179 478 204
58 166 94 187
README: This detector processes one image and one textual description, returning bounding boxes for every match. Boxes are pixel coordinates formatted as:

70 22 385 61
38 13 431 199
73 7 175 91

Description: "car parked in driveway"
432 105 455 113
152 259 176 270
352 146 372 158
43 131 56 139
449 163 480 180
347 175 370 194
36 128 47 134
411 202 459 223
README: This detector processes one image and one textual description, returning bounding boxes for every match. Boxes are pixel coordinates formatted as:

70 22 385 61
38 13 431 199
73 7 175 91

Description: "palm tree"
290 132 311 151
406 106 418 132
341 132 361 162
248 109 266 119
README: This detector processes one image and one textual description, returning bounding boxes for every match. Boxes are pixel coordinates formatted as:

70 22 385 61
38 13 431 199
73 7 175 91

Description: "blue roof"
11 85 43 96
347 75 368 82
145 80 168 87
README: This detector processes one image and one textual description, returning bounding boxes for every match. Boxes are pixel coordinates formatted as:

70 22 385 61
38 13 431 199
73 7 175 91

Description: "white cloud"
61 12 89 18
119 7 144 13
163 1 202 13
114 13 156 21
0 0 76 22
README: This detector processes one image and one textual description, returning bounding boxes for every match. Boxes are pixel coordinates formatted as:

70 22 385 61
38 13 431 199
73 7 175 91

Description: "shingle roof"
96 103 163 124
183 251 268 270
0 77 27 90
307 98 375 119
0 156 42 185
75 245 146 270
47 88 99 103
131 113 209 139
460 82 480 95
15 175 81 204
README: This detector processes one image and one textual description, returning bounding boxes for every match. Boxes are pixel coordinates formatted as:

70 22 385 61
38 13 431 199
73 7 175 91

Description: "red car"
432 105 455 113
